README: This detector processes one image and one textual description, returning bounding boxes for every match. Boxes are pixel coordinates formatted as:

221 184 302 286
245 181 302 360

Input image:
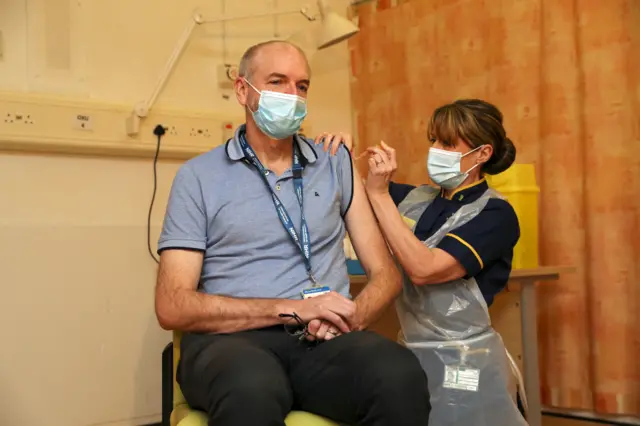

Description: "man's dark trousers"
178 326 431 426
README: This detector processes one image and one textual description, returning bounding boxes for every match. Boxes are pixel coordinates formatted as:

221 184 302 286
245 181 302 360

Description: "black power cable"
147 124 166 264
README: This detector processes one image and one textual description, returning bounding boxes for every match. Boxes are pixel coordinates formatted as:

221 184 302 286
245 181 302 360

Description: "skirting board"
543 409 640 426
0 91 244 161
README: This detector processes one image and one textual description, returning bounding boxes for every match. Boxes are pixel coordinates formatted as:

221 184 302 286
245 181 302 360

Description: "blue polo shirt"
158 125 354 300
389 179 520 306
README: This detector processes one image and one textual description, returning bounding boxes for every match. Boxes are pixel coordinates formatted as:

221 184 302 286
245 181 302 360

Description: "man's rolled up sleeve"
337 144 355 217
157 165 207 253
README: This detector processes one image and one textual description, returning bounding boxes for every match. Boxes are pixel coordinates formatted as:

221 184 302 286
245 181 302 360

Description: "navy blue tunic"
389 179 520 307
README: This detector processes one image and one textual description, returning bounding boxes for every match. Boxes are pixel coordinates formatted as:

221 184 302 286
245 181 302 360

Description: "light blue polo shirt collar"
225 124 318 164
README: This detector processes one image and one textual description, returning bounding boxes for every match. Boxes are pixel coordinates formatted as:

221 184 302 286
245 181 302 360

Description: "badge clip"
301 274 329 299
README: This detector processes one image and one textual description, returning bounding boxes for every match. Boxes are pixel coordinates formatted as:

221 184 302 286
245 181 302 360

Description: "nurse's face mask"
244 78 307 140
427 144 485 190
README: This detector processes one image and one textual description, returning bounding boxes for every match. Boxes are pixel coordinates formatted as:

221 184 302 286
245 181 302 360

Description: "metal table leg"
521 279 542 426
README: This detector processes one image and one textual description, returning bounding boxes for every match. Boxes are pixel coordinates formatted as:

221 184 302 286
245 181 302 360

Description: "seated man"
154 40 431 426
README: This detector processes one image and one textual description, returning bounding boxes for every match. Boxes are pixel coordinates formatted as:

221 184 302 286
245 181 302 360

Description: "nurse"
318 99 527 426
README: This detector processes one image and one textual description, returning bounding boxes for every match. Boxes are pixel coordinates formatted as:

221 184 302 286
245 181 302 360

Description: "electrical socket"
73 113 93 131
189 127 211 138
4 113 35 125
167 125 178 136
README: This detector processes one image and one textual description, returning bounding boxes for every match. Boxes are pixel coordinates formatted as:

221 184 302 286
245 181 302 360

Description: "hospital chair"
162 331 341 426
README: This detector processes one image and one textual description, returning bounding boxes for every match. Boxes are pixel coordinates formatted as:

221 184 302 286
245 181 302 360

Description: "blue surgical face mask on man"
426 145 484 190
244 78 307 140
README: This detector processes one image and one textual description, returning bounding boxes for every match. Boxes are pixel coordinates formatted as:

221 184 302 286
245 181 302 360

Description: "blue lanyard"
239 134 317 285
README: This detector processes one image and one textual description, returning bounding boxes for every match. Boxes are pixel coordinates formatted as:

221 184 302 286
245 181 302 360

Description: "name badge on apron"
442 365 480 392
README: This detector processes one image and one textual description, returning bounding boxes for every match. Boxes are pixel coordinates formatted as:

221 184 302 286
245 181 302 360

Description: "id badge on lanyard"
238 134 330 299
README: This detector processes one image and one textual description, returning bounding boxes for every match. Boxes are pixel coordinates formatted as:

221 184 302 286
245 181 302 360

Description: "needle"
354 151 369 161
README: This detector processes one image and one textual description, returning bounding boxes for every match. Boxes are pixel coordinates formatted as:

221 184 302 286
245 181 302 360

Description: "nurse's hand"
314 132 355 156
365 141 397 196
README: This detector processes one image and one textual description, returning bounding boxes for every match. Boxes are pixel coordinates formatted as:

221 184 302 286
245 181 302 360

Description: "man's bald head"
238 40 310 81
234 40 312 115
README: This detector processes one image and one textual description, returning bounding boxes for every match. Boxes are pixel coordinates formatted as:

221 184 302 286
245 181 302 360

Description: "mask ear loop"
243 78 260 94
242 78 261 114
461 144 485 158
464 162 481 175
460 144 487 175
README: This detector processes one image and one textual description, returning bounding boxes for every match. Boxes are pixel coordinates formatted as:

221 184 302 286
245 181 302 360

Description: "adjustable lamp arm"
317 0 330 18
126 7 314 136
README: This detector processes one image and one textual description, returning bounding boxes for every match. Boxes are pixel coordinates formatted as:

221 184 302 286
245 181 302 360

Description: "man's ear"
234 78 248 106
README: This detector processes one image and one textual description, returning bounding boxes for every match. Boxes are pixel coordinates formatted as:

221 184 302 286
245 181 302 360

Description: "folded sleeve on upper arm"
337 144 355 216
437 200 520 277
157 164 207 253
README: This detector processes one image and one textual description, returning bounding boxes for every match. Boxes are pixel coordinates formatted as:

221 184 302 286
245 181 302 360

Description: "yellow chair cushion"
171 331 340 426
175 407 339 426
285 411 341 426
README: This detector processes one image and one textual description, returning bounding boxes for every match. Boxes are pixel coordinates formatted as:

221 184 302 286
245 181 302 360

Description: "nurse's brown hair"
427 99 516 175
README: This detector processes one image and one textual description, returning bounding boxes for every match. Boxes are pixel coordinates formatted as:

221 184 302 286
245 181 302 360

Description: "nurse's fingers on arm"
322 134 337 152
330 133 344 156
314 132 328 145
315 133 339 154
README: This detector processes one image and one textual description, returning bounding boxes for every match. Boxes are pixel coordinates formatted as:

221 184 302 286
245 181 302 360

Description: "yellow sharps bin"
486 164 540 269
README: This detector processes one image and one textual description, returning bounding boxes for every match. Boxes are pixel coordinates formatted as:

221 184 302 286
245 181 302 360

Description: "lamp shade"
316 11 359 49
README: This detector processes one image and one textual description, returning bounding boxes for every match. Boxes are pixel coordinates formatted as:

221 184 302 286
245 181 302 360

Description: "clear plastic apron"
396 185 527 426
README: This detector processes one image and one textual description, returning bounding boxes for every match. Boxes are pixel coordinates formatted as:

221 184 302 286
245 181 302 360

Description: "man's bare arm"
155 249 355 333
344 161 402 331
